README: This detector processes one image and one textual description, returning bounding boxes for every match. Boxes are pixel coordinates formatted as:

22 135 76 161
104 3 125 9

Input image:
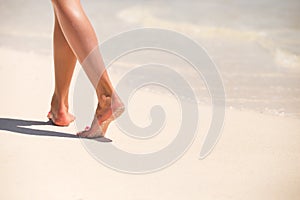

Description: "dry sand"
1 0 300 199
0 47 299 200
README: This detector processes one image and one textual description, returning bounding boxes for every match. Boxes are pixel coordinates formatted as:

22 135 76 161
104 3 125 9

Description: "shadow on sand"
0 118 112 142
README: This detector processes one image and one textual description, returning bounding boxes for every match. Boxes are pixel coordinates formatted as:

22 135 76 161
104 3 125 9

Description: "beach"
1 0 300 199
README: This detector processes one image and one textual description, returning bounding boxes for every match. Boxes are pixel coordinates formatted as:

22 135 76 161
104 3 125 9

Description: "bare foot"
47 110 75 126
48 94 75 126
77 93 124 138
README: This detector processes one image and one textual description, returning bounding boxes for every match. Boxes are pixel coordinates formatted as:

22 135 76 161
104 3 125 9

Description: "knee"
51 0 59 6
51 0 73 9
51 0 79 13
51 0 63 11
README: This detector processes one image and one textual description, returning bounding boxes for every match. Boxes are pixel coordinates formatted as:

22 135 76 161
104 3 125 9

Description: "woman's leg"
51 0 124 136
48 12 76 126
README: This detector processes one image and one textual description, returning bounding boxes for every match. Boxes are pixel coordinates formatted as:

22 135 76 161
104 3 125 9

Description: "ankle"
96 74 114 96
51 93 69 113
52 103 68 113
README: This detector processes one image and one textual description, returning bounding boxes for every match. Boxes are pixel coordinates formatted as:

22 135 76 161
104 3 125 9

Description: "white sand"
0 47 300 200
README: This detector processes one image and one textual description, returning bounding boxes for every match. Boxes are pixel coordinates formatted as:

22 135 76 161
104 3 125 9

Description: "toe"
47 111 53 119
77 130 88 137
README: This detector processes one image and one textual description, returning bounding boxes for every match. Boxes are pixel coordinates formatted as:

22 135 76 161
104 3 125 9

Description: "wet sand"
1 0 300 199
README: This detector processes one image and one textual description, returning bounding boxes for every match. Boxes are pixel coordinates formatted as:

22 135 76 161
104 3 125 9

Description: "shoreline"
1 0 300 198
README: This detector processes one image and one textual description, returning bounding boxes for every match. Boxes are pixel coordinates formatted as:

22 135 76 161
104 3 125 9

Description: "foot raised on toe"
77 93 125 138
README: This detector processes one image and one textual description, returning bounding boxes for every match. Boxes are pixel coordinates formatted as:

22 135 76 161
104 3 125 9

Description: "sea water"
1 0 299 118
